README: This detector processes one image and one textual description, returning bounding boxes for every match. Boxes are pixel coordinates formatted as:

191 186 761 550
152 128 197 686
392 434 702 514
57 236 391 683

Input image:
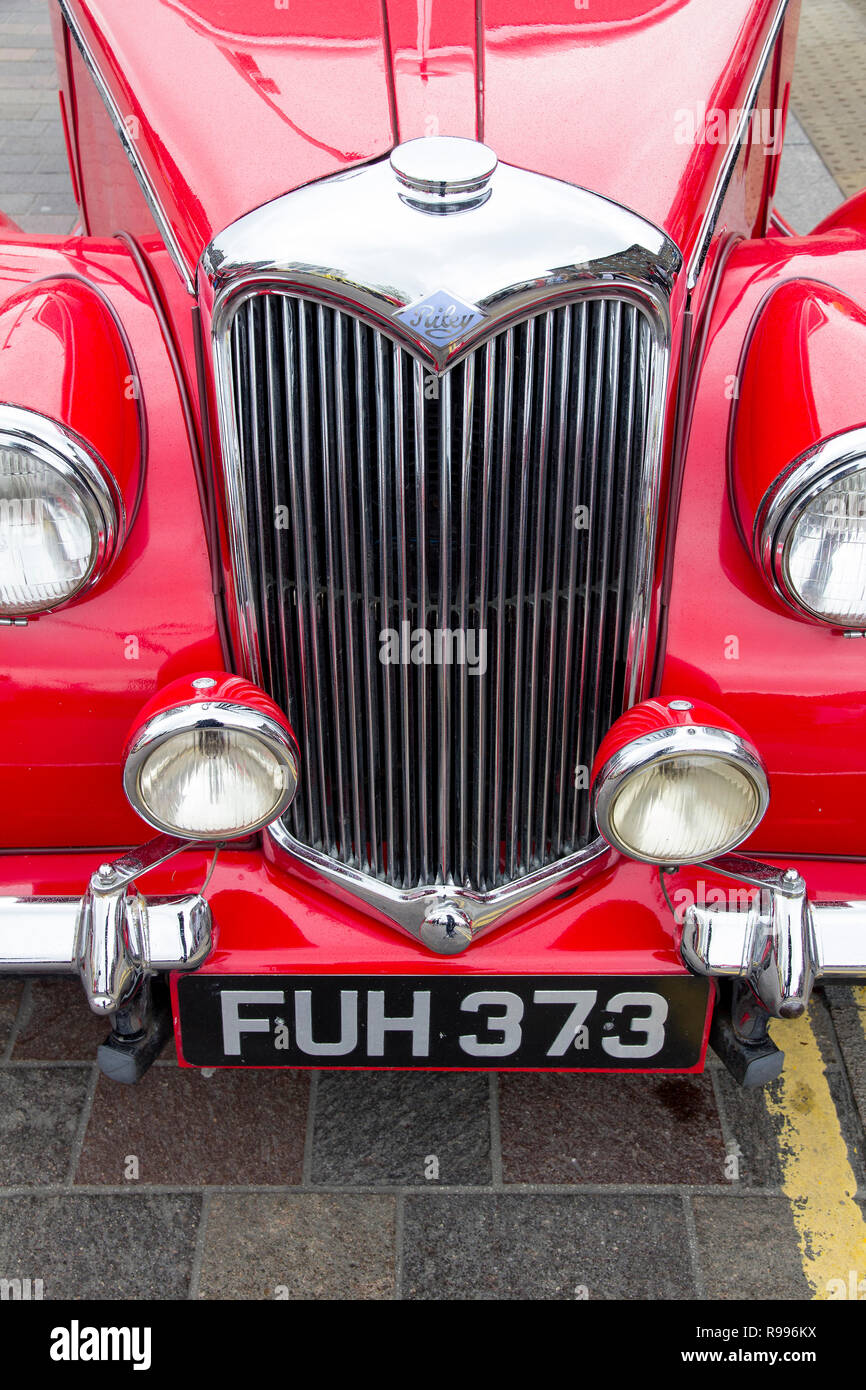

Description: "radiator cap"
390 137 498 214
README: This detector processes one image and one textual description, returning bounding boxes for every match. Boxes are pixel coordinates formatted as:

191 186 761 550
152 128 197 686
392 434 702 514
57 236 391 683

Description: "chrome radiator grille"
228 291 654 892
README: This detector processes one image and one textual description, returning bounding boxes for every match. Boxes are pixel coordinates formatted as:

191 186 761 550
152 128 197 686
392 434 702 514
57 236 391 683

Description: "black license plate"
176 974 711 1070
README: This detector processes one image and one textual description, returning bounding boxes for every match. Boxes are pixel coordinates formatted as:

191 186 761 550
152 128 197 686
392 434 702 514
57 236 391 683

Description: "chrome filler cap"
390 136 498 214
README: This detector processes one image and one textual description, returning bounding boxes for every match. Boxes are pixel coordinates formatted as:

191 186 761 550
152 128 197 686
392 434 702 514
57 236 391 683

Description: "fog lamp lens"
593 713 769 866
137 726 291 837
608 754 763 863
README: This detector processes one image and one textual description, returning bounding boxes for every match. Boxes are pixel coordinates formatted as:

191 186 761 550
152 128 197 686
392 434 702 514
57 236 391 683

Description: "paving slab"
499 1073 726 1185
824 986 866 1142
75 1066 310 1186
198 1193 397 1300
402 1193 697 1300
0 1065 90 1185
12 978 110 1061
712 1069 784 1189
311 1071 491 1186
0 978 23 1054
0 1193 201 1299
692 1195 812 1301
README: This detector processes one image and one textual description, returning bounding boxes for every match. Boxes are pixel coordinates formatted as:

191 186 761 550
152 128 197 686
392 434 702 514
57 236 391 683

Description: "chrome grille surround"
201 151 681 951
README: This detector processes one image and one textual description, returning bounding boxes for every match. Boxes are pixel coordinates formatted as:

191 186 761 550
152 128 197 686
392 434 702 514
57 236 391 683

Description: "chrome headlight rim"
754 426 866 628
123 701 301 841
593 725 770 866
0 403 123 618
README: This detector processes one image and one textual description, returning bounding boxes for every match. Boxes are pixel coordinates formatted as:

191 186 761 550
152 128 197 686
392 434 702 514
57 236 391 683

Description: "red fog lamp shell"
122 674 300 841
591 699 769 867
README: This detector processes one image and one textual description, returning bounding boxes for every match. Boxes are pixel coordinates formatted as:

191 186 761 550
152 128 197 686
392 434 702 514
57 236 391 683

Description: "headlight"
755 428 866 627
592 700 769 865
123 675 300 840
0 406 120 617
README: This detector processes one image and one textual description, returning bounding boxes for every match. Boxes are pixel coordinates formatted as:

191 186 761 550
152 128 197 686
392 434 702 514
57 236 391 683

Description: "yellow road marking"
765 1009 866 1299
856 986 866 1046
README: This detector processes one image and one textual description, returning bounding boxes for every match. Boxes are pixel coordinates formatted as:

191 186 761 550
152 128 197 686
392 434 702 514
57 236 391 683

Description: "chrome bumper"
0 835 212 1015
1 843 863 1026
681 854 866 1017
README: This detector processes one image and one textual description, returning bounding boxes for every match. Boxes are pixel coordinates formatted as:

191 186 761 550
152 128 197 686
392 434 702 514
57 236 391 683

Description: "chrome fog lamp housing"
755 427 866 628
592 702 769 866
0 405 121 617
123 675 300 841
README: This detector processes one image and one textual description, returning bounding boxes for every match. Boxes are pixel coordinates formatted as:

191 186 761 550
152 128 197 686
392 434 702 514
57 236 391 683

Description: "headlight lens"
0 447 97 614
783 466 866 624
124 704 299 840
756 433 866 627
0 411 120 618
594 726 769 865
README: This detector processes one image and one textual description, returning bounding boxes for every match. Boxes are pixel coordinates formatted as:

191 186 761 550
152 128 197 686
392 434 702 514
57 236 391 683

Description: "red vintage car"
1 0 864 1087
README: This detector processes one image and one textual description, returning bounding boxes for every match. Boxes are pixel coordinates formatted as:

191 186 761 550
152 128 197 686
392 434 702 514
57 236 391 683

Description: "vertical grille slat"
539 304 572 859
229 291 658 894
507 318 535 880
525 310 554 869
457 356 475 888
413 360 430 884
316 305 349 857
333 312 364 867
295 303 332 853
374 334 396 872
392 344 414 886
555 301 588 856
474 339 496 887
491 329 515 885
437 370 453 881
354 320 380 877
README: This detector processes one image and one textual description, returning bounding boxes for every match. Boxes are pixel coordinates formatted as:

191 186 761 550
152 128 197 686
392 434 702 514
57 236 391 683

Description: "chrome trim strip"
269 815 613 953
686 0 791 292
58 0 195 295
593 725 770 865
0 402 123 618
754 426 866 626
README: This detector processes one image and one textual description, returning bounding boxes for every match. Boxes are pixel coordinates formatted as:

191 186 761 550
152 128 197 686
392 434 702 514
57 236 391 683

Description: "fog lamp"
123 674 299 840
592 699 769 866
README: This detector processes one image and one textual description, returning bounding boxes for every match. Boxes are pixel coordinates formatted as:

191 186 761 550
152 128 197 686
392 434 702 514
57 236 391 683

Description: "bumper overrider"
1 680 865 1083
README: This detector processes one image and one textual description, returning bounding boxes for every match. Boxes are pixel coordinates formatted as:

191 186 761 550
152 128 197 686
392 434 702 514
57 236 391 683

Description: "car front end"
2 0 866 1087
